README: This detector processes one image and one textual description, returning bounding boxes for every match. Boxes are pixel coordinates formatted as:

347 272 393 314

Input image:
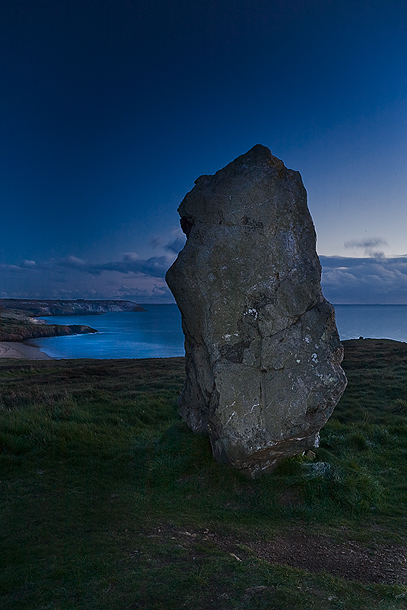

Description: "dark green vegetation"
1 339 407 609
0 309 96 341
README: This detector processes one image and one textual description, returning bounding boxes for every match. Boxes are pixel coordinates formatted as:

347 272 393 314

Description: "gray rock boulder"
166 145 347 477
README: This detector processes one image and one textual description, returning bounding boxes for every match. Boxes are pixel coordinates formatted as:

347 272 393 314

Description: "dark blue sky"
1 0 406 302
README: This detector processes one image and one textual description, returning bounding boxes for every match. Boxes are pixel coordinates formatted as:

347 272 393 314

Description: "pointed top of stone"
179 144 302 230
217 143 283 174
193 144 287 186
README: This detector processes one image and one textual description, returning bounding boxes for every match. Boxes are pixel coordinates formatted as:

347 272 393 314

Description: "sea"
28 304 407 360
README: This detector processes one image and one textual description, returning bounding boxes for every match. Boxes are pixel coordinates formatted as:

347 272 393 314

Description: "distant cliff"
0 299 146 317
0 317 97 342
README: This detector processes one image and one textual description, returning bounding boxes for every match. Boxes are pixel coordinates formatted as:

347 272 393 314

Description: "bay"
29 304 184 359
29 303 407 360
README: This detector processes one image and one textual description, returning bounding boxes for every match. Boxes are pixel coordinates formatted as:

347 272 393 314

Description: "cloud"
164 236 186 254
2 253 173 278
0 252 177 302
151 229 186 255
344 238 387 249
58 255 87 269
3 253 173 279
3 251 407 304
97 254 171 278
344 237 388 258
0 263 26 271
320 255 407 303
21 259 36 268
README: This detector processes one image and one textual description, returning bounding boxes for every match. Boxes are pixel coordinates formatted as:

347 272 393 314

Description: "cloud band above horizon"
2 252 407 304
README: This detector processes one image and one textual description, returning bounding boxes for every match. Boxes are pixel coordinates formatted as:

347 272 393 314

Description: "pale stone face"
166 144 347 477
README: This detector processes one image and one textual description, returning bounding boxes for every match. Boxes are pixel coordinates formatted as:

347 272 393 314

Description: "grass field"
1 339 407 609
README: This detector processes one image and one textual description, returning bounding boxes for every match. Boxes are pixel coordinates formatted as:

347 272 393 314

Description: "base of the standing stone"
210 432 320 479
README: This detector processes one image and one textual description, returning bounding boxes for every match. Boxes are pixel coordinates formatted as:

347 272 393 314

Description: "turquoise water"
29 304 184 359
29 303 407 359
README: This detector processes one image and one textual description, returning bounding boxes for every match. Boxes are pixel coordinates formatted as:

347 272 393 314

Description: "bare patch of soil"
155 525 407 585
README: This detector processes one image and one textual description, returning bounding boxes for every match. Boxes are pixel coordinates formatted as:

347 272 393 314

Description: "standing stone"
166 145 347 477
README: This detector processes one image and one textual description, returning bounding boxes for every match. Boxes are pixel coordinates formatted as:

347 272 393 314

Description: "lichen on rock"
166 144 347 477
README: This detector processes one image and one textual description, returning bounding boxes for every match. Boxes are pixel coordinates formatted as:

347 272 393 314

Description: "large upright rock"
166 145 347 477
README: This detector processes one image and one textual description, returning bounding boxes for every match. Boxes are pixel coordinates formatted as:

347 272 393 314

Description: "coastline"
0 342 53 360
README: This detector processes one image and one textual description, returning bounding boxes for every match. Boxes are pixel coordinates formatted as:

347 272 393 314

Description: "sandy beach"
0 342 53 360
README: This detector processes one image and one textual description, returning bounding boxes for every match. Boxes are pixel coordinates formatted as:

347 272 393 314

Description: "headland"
0 298 146 316
0 298 145 358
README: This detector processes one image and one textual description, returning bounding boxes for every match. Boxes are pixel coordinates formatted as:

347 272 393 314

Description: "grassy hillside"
1 340 407 609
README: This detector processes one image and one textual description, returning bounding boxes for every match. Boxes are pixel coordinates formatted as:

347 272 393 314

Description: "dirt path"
155 526 407 585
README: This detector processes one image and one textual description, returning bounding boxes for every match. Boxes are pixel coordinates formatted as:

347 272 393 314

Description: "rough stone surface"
166 145 347 477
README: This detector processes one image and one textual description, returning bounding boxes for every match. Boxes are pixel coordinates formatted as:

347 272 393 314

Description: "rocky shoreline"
0 298 146 345
0 301 99 346
0 317 97 342
0 314 97 359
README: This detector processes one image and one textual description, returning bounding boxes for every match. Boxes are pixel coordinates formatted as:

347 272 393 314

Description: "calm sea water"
334 304 407 342
29 304 184 359
29 303 407 359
